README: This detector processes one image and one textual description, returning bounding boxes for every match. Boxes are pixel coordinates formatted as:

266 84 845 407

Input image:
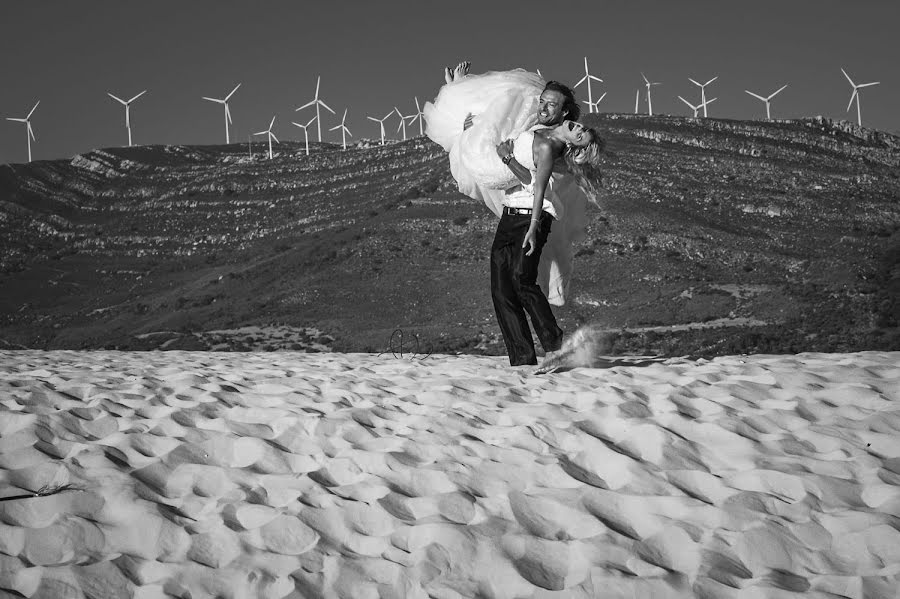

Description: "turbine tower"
296 75 335 143
411 97 424 136
641 73 661 116
575 57 604 113
583 92 607 114
689 76 718 117
367 111 393 146
329 109 352 150
292 116 317 156
6 101 40 163
745 85 787 120
107 90 147 147
394 106 416 141
253 115 279 159
202 83 241 144
678 95 717 118
841 68 879 127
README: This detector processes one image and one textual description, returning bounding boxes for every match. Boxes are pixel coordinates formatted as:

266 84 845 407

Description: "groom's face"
537 90 567 126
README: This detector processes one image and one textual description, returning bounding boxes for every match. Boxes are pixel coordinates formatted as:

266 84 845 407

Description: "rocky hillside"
1 114 898 356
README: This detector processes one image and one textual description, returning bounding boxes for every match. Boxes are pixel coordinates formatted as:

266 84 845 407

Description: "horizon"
1 0 897 165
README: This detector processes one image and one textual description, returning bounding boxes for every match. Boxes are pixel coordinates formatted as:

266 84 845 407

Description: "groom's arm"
497 140 532 186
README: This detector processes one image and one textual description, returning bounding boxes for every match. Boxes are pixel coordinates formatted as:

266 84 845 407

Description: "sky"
1 0 897 164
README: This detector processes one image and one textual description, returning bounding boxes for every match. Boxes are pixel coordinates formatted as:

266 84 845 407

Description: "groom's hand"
463 113 474 130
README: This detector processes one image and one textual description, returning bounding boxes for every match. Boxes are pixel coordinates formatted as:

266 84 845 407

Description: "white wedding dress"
423 69 590 306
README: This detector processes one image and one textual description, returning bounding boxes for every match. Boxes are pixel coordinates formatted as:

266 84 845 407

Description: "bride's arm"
522 141 555 256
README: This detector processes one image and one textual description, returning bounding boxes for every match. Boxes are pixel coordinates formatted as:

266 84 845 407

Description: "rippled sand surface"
1 350 899 598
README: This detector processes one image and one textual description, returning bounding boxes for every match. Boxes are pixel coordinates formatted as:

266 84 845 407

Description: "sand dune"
0 350 899 598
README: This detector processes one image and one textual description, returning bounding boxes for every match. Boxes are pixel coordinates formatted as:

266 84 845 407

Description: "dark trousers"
490 210 564 366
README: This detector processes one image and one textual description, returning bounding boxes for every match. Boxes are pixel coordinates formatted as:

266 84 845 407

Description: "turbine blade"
297 100 316 111
253 130 267 136
226 83 242 100
270 133 279 143
745 90 766 101
27 100 40 118
847 90 858 112
770 85 787 98
841 67 854 86
383 110 394 120
858 81 880 88
706 76 718 85
575 75 587 87
688 78 701 86
598 92 607 101
29 123 35 141
306 117 317 127
706 97 717 105
641 72 649 84
108 93 126 104
6 118 26 122
314 76 321 99
225 105 232 124
590 75 603 83
129 90 147 103
367 116 379 122
318 100 335 114
678 96 693 108
330 124 341 131
291 121 305 129
415 96 421 110
268 115 276 129
202 97 223 103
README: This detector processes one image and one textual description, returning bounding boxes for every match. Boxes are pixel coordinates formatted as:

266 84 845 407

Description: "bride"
424 62 604 366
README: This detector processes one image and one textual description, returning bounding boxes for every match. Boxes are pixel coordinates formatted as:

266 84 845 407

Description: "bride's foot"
453 61 470 81
445 61 471 83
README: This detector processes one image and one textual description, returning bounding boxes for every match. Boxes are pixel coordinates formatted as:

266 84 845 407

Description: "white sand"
0 350 899 598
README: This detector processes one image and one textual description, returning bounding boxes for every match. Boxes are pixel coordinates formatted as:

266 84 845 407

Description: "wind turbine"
583 92 607 114
329 109 352 150
678 96 717 118
841 68 879 127
367 111 393 146
689 76 718 117
6 101 39 162
744 85 787 120
253 115 278 159
107 90 147 146
292 116 317 155
202 83 241 144
641 73 661 116
410 97 424 136
296 75 335 143
575 57 604 113
634 89 640 114
394 106 417 141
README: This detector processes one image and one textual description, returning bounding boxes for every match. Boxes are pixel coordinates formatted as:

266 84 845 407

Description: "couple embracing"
425 62 605 369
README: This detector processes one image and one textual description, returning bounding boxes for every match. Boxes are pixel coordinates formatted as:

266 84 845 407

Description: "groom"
454 64 580 366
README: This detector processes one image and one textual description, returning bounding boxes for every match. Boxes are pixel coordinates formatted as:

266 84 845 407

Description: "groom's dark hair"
543 81 581 122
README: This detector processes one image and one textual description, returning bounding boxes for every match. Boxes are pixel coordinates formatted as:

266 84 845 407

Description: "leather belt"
503 207 537 216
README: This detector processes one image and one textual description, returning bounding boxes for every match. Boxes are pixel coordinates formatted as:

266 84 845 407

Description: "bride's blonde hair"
563 127 605 197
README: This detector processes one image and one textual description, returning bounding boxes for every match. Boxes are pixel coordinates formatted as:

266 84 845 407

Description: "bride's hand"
496 139 514 159
522 224 538 256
